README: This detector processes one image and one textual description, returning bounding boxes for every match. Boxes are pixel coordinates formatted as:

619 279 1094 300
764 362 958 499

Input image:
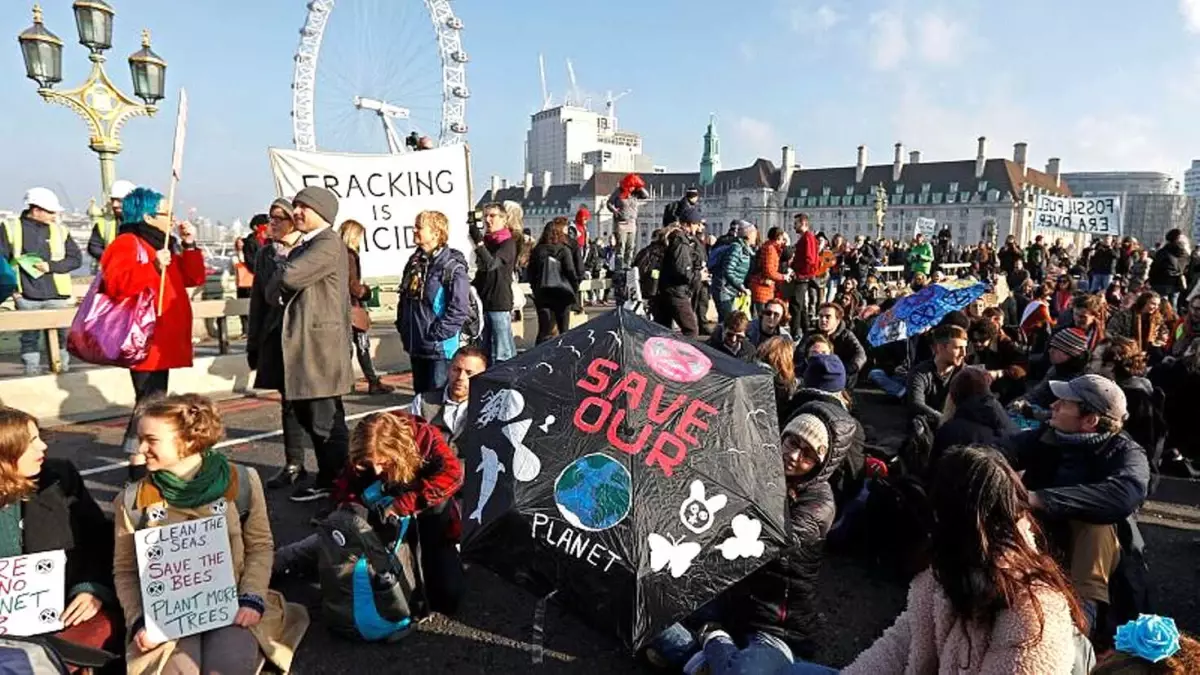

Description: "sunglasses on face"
763 310 783 318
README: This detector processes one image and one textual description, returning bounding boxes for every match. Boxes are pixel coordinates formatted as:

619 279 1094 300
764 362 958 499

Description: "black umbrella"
459 309 788 650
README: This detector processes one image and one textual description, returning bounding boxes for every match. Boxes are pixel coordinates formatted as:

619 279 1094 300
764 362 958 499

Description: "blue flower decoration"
1115 614 1181 663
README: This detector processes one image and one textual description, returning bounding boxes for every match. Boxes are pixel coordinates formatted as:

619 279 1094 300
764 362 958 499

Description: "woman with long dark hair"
707 446 1089 674
528 218 580 343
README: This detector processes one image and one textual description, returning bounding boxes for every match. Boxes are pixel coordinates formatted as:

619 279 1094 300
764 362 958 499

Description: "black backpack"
0 635 117 674
316 497 428 642
862 475 934 580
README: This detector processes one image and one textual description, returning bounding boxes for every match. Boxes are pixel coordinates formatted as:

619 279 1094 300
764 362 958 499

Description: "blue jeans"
868 368 907 399
483 311 515 364
1088 273 1112 293
410 357 449 394
14 296 71 374
702 633 840 675
826 276 842 301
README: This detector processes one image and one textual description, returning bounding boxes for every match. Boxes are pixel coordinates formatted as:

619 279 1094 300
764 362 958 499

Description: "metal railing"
0 279 615 374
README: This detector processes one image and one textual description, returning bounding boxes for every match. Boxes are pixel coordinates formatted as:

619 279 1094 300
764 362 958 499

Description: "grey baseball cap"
1049 374 1127 422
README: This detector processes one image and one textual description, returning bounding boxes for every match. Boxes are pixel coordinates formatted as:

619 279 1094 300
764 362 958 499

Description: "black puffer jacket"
659 231 697 298
931 393 1016 468
1148 241 1189 290
826 323 867 389
727 404 850 658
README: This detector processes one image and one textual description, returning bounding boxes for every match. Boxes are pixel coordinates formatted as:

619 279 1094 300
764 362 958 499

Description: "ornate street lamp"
16 3 166 201
72 0 114 55
128 30 165 105
18 5 63 88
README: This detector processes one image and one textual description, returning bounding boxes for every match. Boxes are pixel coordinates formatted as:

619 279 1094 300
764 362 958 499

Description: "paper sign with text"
135 515 238 643
268 144 472 279
913 217 938 237
1033 195 1122 235
0 550 65 636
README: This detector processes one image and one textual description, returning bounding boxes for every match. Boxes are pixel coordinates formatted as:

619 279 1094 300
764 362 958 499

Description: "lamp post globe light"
17 2 166 203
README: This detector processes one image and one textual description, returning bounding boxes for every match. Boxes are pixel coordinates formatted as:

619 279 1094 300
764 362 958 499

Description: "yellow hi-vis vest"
4 219 74 297
94 215 117 246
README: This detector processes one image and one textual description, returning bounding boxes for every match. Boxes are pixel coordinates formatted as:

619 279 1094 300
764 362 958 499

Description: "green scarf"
149 451 231 509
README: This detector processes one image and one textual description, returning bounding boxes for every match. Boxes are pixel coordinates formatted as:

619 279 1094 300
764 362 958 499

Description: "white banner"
0 550 65 636
135 515 238 643
1032 195 1122 236
913 217 938 237
268 145 473 279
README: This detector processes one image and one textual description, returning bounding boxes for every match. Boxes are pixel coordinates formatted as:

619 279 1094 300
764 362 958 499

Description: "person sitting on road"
756 336 798 429
113 394 308 675
828 446 1091 674
904 324 968 429
408 345 487 447
930 367 1017 474
747 297 792 347
275 411 465 615
0 407 125 666
707 311 756 362
1012 327 1095 416
1004 375 1150 642
787 353 865 514
707 412 849 664
805 303 867 390
795 333 833 383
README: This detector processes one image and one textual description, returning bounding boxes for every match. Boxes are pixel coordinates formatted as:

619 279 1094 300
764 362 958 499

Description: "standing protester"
0 187 83 375
471 203 518 364
1026 234 1049 283
99 187 206 480
265 186 353 503
749 226 788 316
339 220 391 395
398 210 472 393
1149 228 1191 309
998 234 1023 274
907 233 934 280
1089 235 1118 292
408 345 487 446
87 178 135 262
247 198 310 489
711 221 756 324
789 213 819 337
654 207 702 337
662 186 700 227
605 173 650 268
528 218 580 343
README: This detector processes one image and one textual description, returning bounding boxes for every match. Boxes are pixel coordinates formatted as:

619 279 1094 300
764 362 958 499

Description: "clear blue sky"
3 0 1200 221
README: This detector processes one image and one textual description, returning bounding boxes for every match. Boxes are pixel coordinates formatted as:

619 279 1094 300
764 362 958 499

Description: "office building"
1062 171 1194 245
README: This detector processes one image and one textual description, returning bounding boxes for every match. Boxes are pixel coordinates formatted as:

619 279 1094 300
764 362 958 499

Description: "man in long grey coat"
266 186 353 502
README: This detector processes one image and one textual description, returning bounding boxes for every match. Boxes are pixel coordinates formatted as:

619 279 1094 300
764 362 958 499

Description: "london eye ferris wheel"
290 0 469 154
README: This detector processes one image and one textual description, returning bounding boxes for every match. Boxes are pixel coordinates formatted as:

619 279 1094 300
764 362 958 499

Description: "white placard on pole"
1032 195 1121 236
268 145 472 279
135 515 238 643
913 217 938 237
0 550 66 636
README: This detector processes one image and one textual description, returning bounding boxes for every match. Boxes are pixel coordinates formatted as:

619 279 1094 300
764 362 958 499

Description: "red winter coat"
792 230 819 279
99 232 207 372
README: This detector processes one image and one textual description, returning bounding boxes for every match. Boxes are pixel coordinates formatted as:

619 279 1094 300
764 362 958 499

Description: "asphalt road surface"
46 379 1200 673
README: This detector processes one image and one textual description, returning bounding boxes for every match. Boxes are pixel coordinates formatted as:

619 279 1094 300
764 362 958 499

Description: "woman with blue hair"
99 187 207 480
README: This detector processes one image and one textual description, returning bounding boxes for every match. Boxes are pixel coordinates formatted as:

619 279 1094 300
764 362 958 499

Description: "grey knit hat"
292 186 339 225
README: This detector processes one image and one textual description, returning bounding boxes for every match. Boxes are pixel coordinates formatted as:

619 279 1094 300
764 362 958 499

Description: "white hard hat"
110 180 136 201
23 187 64 214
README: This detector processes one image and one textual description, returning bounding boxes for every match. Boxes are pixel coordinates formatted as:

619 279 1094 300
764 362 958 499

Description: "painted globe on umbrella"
554 453 632 532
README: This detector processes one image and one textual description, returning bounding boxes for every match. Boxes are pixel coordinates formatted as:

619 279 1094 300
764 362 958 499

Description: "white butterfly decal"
715 514 766 561
647 533 702 578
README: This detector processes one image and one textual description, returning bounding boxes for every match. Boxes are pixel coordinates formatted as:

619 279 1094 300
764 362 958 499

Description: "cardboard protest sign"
0 550 65 636
135 515 238 643
913 217 938 237
1033 195 1121 235
268 144 472 279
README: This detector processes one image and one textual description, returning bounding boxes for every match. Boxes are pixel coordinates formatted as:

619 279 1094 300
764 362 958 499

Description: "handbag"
67 243 157 367
351 305 371 332
234 261 254 288
539 254 573 296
